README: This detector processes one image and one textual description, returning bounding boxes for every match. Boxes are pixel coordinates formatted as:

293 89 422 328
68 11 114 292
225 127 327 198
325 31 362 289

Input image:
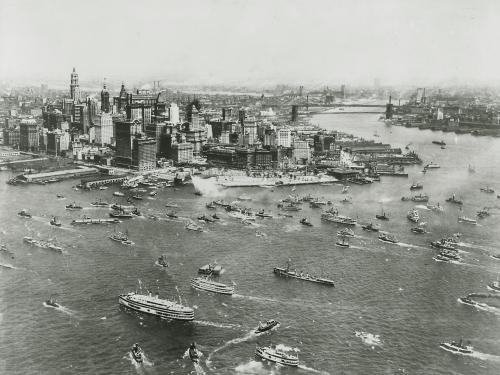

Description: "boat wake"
206 331 257 370
0 262 21 270
234 360 278 374
298 364 331 374
195 320 241 329
43 302 76 316
396 242 427 250
355 330 382 348
232 293 281 304
125 351 154 370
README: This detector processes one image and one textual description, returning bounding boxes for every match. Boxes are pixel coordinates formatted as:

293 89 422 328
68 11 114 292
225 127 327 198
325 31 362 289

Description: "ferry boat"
109 210 133 218
255 346 299 367
255 319 280 334
321 211 356 225
362 222 380 232
50 216 62 227
191 277 234 295
156 254 168 268
432 140 446 146
337 228 354 237
378 232 398 244
17 209 32 218
446 194 463 205
300 218 312 226
131 343 143 363
113 191 125 197
273 261 334 286
109 231 133 245
411 193 429 202
410 182 423 190
407 209 419 223
119 291 194 321
439 338 473 355
458 216 477 225
90 199 109 207
480 186 495 194
198 263 222 275
425 162 440 169
65 202 82 210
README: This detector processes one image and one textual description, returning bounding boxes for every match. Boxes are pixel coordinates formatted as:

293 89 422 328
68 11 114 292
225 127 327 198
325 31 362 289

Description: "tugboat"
198 214 215 223
335 237 350 248
446 194 463 205
432 140 446 146
477 207 490 218
166 211 178 219
50 216 62 227
376 211 389 220
45 297 60 308
426 202 444 212
131 343 143 363
362 222 379 232
411 193 429 202
410 182 423 190
65 202 82 210
255 209 273 218
378 232 398 244
300 218 312 226
273 260 334 286
109 210 133 218
425 162 440 169
407 209 419 223
17 209 32 218
480 186 495 194
255 345 299 367
156 254 168 268
255 319 280 334
188 342 200 363
439 338 473 355
198 263 222 275
411 227 426 234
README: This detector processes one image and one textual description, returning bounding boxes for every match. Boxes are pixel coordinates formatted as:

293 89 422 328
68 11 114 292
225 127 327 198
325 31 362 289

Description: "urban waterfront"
1 113 499 374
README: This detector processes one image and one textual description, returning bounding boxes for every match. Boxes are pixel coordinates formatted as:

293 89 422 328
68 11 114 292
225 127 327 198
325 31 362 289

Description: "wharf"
71 218 119 225
214 175 338 188
18 167 98 182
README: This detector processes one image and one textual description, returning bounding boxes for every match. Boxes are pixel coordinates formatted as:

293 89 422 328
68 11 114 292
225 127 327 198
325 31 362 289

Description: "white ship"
190 277 234 295
321 211 356 225
118 292 194 321
255 346 299 367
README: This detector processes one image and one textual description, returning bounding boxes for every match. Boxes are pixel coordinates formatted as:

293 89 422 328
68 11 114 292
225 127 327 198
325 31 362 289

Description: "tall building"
114 82 128 112
276 127 291 147
132 137 157 171
293 139 310 164
291 105 299 122
169 103 180 123
95 112 113 145
19 119 39 152
114 120 134 167
101 81 110 113
70 67 81 102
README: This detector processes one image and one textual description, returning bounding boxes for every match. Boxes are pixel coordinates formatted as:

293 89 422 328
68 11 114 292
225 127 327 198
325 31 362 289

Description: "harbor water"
1 113 500 374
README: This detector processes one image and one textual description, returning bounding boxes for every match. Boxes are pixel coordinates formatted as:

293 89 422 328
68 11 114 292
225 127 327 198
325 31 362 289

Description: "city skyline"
1 0 499 87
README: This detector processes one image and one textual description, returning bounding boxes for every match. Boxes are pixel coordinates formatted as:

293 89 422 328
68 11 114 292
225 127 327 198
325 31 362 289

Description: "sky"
1 0 499 87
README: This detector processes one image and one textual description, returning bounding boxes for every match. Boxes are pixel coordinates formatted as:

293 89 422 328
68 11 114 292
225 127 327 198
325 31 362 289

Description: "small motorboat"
300 218 312 226
480 186 495 194
439 338 473 355
45 297 59 308
113 191 125 197
335 238 350 248
149 191 157 197
446 194 463 205
432 140 446 146
17 209 32 218
206 202 216 209
166 211 178 218
212 213 220 220
238 194 252 201
410 182 423 190
411 227 426 234
337 228 354 237
255 319 280 334
131 343 143 363
156 254 168 268
65 202 83 210
188 342 200 363
56 194 65 199
90 199 109 207
50 216 62 227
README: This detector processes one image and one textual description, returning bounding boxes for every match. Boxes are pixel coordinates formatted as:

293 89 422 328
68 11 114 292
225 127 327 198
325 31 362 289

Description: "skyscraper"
70 67 80 102
100 80 110 113
169 103 180 124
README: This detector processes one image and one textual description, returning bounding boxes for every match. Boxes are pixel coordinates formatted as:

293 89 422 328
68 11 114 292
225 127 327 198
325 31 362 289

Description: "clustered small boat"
156 254 168 268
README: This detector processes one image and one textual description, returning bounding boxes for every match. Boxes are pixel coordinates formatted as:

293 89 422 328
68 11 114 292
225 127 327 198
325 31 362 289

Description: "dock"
214 175 338 188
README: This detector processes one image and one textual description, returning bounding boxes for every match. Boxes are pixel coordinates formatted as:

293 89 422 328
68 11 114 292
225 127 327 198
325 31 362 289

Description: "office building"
132 137 157 171
70 67 81 102
169 103 180 123
276 127 291 147
101 81 110 113
19 119 39 152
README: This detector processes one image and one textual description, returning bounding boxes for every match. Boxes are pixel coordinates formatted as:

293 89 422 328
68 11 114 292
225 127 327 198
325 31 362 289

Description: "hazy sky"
1 0 499 87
